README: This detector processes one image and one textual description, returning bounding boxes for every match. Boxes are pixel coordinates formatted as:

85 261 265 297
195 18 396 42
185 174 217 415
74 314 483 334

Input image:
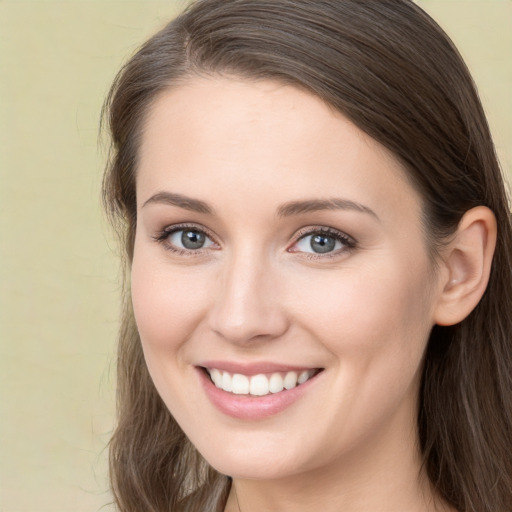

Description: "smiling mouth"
203 367 323 397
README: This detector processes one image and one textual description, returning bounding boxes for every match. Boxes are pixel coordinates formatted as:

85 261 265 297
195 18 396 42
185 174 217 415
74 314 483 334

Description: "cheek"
130 247 212 356
130 247 216 422
279 259 435 459
292 256 435 378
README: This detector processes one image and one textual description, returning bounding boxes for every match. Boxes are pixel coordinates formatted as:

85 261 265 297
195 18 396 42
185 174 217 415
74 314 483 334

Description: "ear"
433 206 497 326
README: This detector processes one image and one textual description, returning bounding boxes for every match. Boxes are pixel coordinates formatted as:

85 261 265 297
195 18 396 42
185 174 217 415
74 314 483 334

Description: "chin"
193 434 314 480
208 456 300 480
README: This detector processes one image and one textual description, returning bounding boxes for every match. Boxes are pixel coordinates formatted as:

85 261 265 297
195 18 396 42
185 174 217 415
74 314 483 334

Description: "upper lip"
197 360 322 376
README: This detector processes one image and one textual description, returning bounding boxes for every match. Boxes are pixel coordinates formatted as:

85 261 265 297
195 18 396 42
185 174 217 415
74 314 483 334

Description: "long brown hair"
102 1 512 511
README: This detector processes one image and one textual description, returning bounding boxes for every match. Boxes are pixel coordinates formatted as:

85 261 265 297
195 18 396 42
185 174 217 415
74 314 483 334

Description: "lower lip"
197 368 322 420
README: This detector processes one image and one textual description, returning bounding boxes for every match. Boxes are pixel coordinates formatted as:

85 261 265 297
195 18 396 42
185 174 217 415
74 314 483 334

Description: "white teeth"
207 368 317 396
283 371 298 390
269 372 284 393
249 374 269 396
231 374 250 394
297 370 310 385
210 368 223 388
222 372 232 392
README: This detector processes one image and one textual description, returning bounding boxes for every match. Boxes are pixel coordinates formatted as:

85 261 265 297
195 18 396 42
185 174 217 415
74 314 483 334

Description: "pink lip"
198 360 316 376
196 366 323 421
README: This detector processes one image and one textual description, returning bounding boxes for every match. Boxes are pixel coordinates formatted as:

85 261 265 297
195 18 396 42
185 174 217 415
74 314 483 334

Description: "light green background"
1 2 510 511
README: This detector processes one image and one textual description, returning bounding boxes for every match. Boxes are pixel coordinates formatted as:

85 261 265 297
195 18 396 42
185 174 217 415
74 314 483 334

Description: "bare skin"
133 77 495 512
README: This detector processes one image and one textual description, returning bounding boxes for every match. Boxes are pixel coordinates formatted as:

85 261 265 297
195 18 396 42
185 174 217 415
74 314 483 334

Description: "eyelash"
152 223 218 256
291 226 357 259
152 224 357 258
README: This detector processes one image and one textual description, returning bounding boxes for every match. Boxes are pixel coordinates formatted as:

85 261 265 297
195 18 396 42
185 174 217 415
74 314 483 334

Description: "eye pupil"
311 234 336 253
181 230 206 249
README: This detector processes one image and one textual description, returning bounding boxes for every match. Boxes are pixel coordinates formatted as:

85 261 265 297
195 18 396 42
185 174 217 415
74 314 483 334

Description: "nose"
207 250 289 345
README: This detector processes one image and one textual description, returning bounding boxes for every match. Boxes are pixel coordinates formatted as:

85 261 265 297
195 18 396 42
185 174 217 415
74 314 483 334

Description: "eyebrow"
277 198 378 219
142 192 214 215
142 191 378 220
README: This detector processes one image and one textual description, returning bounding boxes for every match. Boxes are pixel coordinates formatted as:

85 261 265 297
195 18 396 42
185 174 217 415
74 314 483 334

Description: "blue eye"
156 226 216 252
170 229 211 250
292 229 354 255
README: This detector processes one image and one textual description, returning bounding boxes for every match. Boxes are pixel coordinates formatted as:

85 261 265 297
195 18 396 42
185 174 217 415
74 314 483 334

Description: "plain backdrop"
0 1 510 511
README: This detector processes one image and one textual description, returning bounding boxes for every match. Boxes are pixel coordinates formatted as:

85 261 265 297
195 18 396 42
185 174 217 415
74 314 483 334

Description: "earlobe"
433 206 497 326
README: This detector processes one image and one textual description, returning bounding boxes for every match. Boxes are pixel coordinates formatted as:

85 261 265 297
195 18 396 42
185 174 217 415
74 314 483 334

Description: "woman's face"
132 77 444 479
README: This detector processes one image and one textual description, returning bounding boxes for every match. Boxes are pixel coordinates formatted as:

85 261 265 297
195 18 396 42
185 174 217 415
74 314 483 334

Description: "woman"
102 1 512 511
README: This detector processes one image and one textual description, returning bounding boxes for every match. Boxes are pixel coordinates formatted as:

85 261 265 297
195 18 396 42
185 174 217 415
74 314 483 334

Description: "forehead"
136 77 422 224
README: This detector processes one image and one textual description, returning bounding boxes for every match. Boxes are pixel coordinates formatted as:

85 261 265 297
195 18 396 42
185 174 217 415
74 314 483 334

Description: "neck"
225 410 453 512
